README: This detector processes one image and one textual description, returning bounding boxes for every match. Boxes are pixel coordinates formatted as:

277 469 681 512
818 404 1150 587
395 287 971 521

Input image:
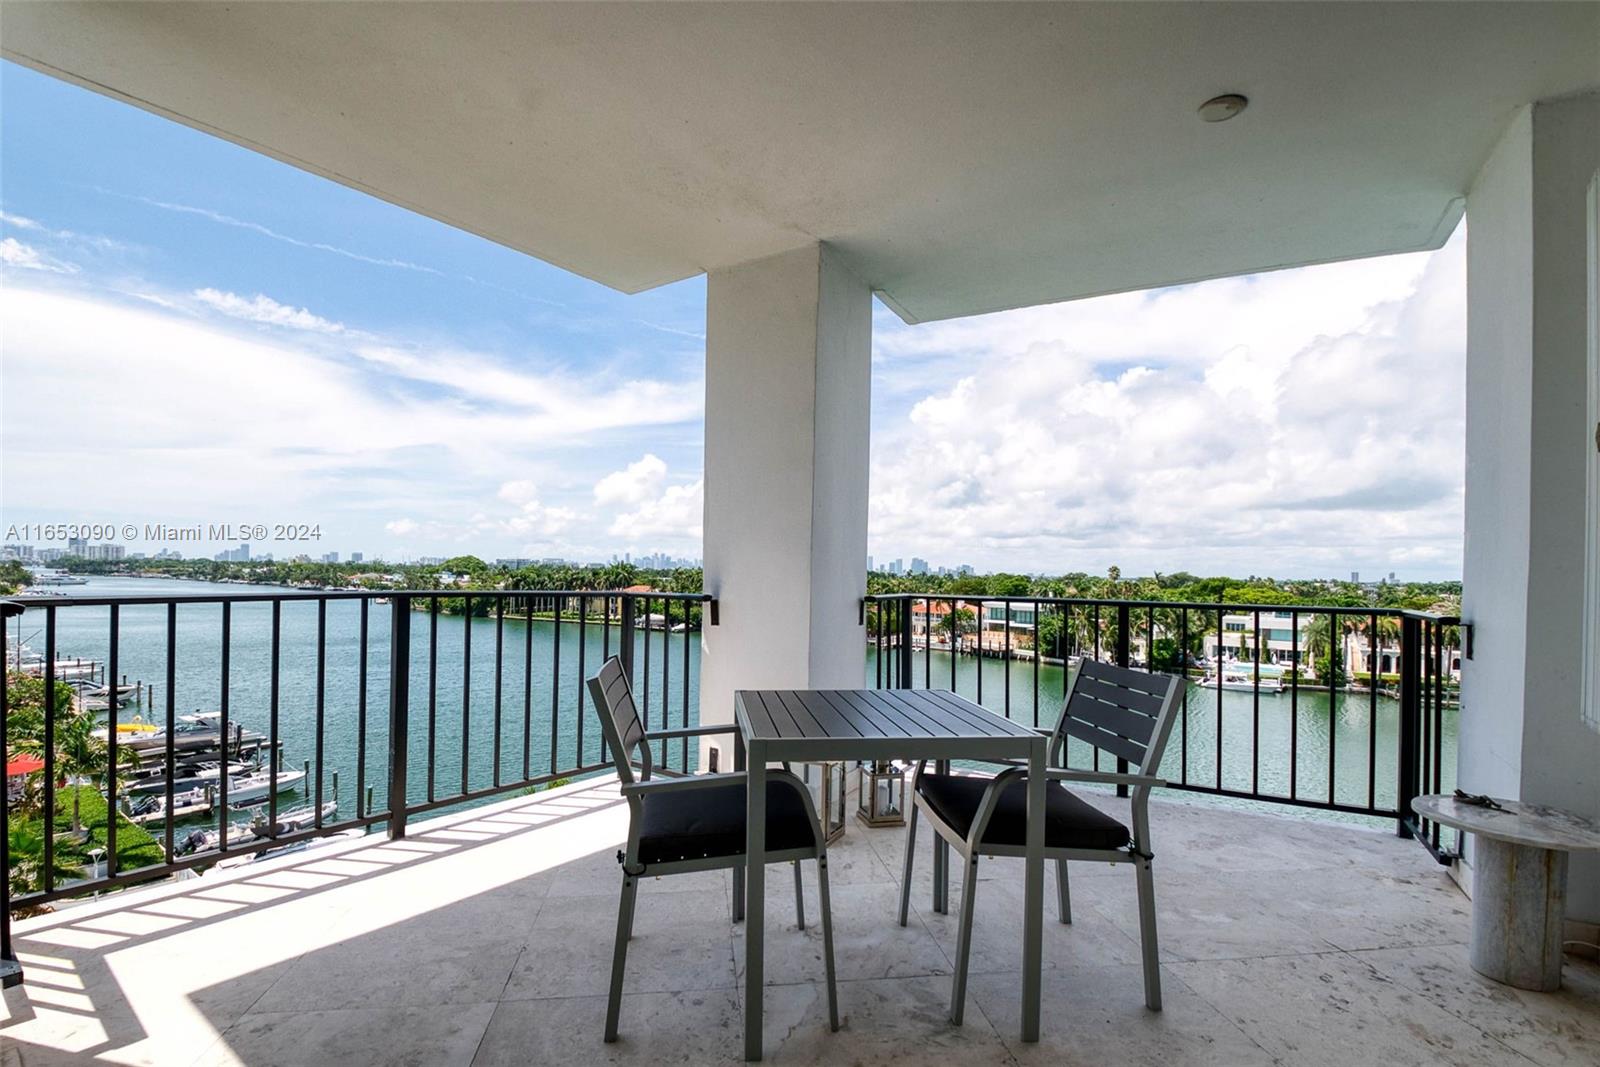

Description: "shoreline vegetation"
5 555 1461 614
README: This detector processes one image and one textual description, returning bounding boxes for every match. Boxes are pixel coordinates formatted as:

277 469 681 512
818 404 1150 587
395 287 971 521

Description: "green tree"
14 702 138 834
7 821 83 902
940 607 977 641
0 560 30 594
1303 614 1348 686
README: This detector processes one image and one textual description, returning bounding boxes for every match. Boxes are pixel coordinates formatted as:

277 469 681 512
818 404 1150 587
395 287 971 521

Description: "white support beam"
1461 92 1600 923
699 244 871 756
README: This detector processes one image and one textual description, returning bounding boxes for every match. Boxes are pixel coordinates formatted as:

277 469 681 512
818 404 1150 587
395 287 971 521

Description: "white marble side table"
1412 794 1600 991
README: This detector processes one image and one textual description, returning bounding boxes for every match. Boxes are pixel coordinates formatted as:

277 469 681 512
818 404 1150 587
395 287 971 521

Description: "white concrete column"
1461 92 1600 924
699 243 871 758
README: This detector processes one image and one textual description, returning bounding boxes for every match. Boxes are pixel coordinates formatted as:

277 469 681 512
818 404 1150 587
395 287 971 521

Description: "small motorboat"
1200 662 1286 693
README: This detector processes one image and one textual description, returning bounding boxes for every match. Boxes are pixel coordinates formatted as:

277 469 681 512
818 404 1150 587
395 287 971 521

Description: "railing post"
1396 614 1422 839
387 595 411 840
0 601 23 987
1115 603 1132 796
619 595 637 681
897 598 914 689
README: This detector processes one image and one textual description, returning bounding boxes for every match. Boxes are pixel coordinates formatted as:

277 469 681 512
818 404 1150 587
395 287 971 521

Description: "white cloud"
868 230 1466 578
193 288 347 334
485 481 577 539
497 480 541 507
0 212 42 231
0 284 701 558
0 237 76 274
593 454 668 507
608 478 703 542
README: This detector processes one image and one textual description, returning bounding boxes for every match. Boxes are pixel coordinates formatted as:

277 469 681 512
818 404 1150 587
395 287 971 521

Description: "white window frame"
1583 172 1600 733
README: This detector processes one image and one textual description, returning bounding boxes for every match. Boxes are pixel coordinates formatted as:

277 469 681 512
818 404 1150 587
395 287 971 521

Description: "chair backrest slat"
1052 659 1182 776
587 656 651 784
1063 690 1158 749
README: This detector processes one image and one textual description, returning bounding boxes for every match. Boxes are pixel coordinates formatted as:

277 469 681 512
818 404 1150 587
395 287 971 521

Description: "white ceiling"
5 3 1597 322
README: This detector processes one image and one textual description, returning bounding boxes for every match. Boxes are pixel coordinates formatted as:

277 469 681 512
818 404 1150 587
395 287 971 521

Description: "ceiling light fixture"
1198 94 1249 123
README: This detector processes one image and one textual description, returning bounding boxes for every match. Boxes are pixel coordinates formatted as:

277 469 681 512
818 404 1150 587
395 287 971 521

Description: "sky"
0 61 1466 579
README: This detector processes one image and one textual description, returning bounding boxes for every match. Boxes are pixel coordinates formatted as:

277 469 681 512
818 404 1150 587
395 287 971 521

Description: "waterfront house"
2 4 1597 1065
1205 611 1311 667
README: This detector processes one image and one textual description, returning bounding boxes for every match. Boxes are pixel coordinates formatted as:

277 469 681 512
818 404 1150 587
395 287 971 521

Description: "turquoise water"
14 576 701 832
867 647 1459 828
13 578 1457 842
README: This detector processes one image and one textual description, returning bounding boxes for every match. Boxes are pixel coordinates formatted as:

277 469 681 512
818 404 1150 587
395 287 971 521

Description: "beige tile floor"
2 775 1596 1066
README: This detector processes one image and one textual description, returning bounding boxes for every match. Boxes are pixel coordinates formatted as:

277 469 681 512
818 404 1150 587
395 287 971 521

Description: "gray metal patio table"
735 688 1048 1061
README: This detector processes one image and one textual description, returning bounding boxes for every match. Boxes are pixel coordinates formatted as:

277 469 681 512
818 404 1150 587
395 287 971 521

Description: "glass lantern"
856 760 906 827
799 760 848 844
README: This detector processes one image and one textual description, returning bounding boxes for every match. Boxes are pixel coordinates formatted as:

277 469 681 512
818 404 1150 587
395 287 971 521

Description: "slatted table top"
734 688 1043 760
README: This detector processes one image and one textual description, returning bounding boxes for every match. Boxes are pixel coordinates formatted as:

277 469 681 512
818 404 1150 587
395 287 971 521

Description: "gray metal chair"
897 659 1183 1022
587 656 838 1042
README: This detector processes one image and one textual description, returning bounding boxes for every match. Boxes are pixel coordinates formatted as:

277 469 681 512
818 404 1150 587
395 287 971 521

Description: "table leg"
1470 837 1567 992
733 732 746 923
744 742 767 1061
1021 742 1044 1042
932 758 949 913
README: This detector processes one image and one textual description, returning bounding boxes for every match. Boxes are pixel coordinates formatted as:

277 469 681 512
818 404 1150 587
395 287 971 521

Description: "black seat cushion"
916 772 1130 851
637 779 817 866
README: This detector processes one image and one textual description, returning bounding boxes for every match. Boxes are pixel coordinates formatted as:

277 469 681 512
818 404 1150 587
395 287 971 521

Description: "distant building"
214 543 251 562
351 552 364 563
2 544 35 561
1350 571 1360 583
866 555 874 572
910 557 929 575
321 552 339 563
1205 611 1312 666
66 536 88 556
85 543 125 561
36 548 63 562
418 556 445 566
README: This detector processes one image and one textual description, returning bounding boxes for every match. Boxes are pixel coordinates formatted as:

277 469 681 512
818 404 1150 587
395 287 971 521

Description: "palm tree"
1302 614 1347 685
16 703 138 834
7 821 83 904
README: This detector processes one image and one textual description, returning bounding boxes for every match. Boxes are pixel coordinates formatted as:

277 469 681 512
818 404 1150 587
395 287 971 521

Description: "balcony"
4 771 1597 1066
21 583 1597 1064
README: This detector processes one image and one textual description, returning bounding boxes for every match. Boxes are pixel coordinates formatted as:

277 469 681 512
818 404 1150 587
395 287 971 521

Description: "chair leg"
949 853 981 1025
605 871 639 1042
1135 855 1162 1011
1056 857 1072 925
898 799 918 926
817 852 839 1032
793 860 806 930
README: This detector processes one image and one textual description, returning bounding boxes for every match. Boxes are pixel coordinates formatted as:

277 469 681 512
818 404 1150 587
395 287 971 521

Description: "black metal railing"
863 594 1465 859
0 588 713 982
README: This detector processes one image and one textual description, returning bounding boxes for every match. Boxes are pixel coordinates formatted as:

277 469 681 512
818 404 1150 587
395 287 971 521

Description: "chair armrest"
620 771 749 797
1045 769 1166 789
644 724 738 741
966 766 1029 850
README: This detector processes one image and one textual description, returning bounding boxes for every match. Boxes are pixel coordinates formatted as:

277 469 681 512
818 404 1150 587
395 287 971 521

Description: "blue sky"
0 61 1467 578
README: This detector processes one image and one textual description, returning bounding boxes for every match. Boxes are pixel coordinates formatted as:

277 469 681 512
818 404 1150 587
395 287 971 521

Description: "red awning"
6 756 45 777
